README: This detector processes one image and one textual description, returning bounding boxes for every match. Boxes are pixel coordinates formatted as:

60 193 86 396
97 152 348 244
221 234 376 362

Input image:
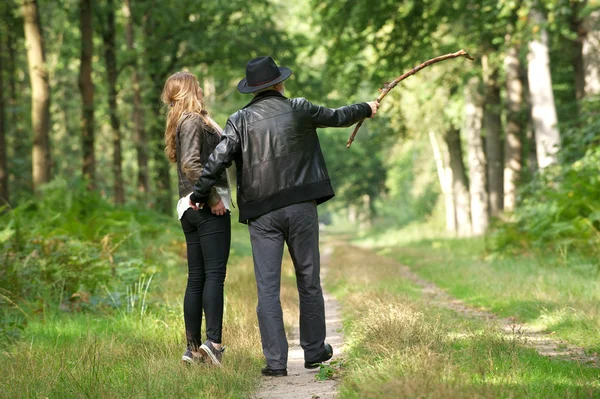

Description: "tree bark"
464 77 489 235
102 0 124 205
570 0 587 102
429 131 456 234
22 0 51 191
7 17 30 197
503 43 524 212
583 10 600 96
0 32 8 205
124 0 149 196
442 128 472 237
79 0 95 187
527 7 561 169
145 9 171 214
482 55 504 217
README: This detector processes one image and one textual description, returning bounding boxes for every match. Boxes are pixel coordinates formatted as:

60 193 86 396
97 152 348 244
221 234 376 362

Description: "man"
190 56 378 376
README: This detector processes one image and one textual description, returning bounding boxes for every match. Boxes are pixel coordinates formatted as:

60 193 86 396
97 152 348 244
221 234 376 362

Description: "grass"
323 239 600 398
360 232 600 354
0 190 301 398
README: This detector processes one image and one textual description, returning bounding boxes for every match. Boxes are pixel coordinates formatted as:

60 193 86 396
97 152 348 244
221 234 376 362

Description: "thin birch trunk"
464 77 489 235
527 7 561 169
22 0 51 190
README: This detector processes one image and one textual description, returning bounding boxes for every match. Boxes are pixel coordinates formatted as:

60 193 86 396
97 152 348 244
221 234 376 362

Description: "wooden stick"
346 49 475 148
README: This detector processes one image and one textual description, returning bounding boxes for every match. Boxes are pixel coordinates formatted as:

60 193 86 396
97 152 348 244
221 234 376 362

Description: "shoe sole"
305 349 333 369
261 370 288 377
181 355 194 365
199 344 222 367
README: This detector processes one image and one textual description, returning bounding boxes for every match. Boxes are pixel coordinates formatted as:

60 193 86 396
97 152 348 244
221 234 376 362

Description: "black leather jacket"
190 91 371 222
176 112 227 206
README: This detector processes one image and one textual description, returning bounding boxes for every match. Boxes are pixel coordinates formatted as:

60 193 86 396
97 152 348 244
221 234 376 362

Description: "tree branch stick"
346 49 475 148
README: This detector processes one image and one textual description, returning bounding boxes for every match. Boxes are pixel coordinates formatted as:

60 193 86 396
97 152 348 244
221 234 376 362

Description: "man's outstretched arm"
303 99 379 128
190 119 241 205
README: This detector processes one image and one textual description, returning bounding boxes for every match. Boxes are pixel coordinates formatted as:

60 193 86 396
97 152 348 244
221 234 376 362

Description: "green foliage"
0 178 174 343
493 147 600 256
326 245 600 399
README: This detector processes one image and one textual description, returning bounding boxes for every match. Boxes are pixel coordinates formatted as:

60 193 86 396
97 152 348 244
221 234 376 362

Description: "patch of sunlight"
529 307 587 331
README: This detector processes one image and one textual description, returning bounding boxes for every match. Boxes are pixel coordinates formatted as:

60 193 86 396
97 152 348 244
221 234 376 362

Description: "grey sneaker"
199 341 225 366
181 348 204 365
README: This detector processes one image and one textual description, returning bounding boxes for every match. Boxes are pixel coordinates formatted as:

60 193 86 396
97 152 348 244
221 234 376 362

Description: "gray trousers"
248 201 326 369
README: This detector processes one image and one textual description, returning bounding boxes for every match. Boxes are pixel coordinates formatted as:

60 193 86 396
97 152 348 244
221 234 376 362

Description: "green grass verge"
0 218 267 398
373 236 600 354
0 180 286 398
324 241 600 399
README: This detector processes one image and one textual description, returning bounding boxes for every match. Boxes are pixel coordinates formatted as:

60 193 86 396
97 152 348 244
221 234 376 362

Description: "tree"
6 8 29 198
0 25 7 205
503 43 525 212
430 131 456 234
527 6 561 169
583 9 600 96
22 0 51 191
124 0 149 196
482 54 504 217
79 0 94 186
442 128 472 236
464 77 489 235
101 0 124 204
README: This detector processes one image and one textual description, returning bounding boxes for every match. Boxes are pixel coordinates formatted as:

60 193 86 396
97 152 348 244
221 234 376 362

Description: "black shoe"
261 367 287 377
304 343 333 369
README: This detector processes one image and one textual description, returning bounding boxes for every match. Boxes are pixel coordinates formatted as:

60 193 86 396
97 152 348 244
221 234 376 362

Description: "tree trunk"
464 77 489 235
527 7 561 169
570 0 587 102
124 0 149 196
22 0 51 191
145 10 172 214
7 17 30 197
482 55 504 217
583 10 600 96
0 33 8 206
442 128 472 237
102 0 124 205
429 131 456 234
148 83 172 214
503 43 524 212
79 0 95 186
572 22 586 102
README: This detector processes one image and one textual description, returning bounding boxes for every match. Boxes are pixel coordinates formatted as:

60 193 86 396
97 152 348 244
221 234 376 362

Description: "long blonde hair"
161 71 211 163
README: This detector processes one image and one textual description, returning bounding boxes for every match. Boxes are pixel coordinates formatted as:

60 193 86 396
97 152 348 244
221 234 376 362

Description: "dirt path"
254 246 343 399
368 246 600 368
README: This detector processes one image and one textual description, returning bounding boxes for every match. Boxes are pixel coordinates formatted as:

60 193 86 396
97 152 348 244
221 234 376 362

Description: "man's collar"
243 90 285 108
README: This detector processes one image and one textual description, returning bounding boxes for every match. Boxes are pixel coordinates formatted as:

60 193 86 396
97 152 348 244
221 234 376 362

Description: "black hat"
237 56 292 94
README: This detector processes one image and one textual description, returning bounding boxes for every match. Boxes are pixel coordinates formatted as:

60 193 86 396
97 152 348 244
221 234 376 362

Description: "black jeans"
180 207 231 348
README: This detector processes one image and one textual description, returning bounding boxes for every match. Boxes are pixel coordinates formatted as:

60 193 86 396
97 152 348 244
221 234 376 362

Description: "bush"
0 178 174 342
492 148 600 258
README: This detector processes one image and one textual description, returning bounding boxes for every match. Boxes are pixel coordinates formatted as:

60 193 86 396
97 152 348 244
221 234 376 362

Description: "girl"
162 71 231 366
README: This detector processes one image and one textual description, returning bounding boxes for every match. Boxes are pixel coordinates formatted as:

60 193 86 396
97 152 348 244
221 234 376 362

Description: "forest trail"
254 246 344 399
351 243 600 368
